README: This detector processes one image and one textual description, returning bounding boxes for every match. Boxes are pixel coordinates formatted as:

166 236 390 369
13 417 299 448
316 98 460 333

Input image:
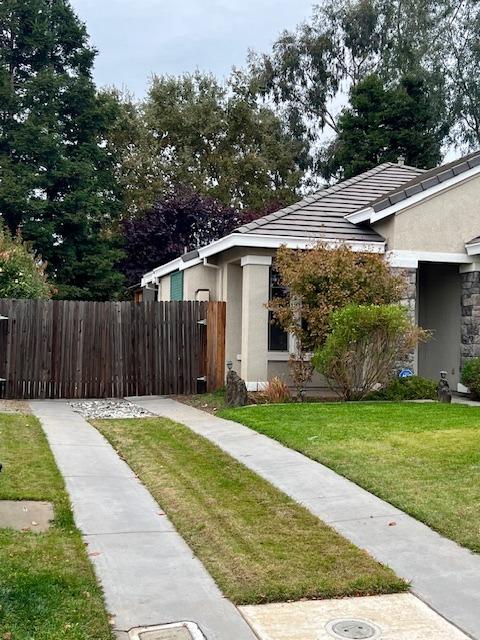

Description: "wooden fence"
0 299 226 399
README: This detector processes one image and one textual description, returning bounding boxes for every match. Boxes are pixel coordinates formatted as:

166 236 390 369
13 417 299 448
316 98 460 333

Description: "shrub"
312 304 428 400
268 242 405 398
262 377 292 404
0 225 52 299
461 358 480 398
366 376 437 401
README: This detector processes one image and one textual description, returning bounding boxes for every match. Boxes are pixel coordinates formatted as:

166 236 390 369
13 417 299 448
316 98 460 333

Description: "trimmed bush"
366 376 437 401
461 358 480 398
312 303 428 400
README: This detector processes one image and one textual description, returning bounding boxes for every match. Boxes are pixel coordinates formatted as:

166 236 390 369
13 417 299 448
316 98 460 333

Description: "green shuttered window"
170 271 184 301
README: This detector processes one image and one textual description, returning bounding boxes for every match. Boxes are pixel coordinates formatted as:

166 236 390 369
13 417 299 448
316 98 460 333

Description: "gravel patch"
70 399 154 420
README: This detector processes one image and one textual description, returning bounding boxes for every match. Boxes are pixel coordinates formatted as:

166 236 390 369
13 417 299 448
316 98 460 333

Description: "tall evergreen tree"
322 75 447 181
0 0 124 299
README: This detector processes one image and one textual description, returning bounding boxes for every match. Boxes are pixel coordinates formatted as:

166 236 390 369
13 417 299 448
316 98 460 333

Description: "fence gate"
0 299 226 399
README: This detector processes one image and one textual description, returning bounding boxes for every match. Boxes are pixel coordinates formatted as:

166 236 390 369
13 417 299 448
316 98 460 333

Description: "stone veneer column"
460 267 480 370
240 255 272 391
391 266 418 372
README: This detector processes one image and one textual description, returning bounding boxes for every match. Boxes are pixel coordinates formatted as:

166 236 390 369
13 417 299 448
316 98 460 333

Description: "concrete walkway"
130 396 480 640
29 401 257 640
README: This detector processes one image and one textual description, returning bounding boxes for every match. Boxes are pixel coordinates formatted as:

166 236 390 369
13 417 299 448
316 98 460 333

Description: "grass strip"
0 413 113 640
93 416 406 605
220 402 480 553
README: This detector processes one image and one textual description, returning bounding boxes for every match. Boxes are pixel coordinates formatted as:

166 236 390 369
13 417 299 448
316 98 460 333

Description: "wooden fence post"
206 301 226 392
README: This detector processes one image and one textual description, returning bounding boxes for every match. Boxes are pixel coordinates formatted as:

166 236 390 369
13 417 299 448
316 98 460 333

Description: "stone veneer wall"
461 271 480 368
398 268 417 322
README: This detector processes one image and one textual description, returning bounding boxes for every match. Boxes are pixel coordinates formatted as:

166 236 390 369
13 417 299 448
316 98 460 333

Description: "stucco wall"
267 360 330 390
158 275 170 301
224 263 243 369
373 174 480 253
183 263 219 301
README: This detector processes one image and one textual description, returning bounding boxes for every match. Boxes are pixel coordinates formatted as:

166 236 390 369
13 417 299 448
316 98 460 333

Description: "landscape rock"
225 370 248 407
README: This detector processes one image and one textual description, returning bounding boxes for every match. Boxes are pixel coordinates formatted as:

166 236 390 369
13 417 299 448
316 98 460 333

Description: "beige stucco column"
240 255 272 390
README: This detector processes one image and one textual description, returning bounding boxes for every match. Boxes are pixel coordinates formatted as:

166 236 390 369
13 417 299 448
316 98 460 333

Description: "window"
170 271 184 301
268 268 289 351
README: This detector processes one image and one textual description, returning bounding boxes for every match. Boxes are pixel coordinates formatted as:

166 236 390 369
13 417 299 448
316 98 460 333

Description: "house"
141 151 480 392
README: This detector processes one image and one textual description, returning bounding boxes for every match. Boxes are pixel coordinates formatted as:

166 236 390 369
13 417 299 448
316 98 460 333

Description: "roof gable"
348 151 480 224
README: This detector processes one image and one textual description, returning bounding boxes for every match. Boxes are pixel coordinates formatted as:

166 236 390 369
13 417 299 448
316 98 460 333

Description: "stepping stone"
0 500 53 532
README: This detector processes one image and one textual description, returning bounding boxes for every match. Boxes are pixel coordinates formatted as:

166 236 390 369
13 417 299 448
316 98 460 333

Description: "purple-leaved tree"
121 186 280 286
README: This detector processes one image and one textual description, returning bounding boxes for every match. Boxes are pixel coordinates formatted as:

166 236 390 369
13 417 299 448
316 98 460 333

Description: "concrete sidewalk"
130 396 480 640
29 401 257 640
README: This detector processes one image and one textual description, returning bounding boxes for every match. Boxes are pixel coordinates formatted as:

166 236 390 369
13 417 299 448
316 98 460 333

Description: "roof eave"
466 241 480 256
141 233 386 285
345 207 374 224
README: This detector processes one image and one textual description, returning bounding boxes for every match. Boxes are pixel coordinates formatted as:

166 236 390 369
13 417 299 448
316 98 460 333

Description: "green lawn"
220 402 480 553
0 413 113 640
93 417 405 605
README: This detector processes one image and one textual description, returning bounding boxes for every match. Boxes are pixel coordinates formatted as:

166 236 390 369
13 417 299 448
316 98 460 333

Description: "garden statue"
437 371 452 403
225 364 248 407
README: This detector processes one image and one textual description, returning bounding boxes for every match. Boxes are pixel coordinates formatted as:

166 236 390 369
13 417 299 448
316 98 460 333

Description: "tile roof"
372 151 480 213
236 163 424 242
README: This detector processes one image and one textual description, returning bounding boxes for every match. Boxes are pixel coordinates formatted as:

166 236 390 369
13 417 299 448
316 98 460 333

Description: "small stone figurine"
437 371 452 403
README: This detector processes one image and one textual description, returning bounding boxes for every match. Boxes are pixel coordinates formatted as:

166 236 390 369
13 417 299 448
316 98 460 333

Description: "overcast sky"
70 0 314 97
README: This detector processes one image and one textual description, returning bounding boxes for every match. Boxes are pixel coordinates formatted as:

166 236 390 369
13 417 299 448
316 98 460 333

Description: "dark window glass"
268 268 289 351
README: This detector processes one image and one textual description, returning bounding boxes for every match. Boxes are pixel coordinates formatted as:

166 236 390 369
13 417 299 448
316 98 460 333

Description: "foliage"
121 185 244 286
461 357 480 398
0 0 124 300
0 225 52 299
366 375 438 401
443 1 480 148
248 0 452 178
107 73 308 216
269 244 405 395
312 304 427 400
261 377 292 404
321 74 446 181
